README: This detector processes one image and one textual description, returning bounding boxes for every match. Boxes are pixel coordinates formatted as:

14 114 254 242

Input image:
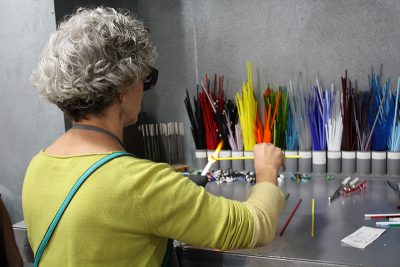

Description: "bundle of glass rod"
368 74 394 151
140 122 185 165
262 85 279 143
353 86 373 151
236 62 257 151
198 75 220 150
184 87 206 150
274 87 288 148
225 99 242 150
308 79 329 151
234 123 244 150
341 70 357 151
263 85 288 148
288 73 312 151
388 77 400 151
326 84 343 152
211 75 233 150
387 77 400 175
285 103 299 151
200 74 239 150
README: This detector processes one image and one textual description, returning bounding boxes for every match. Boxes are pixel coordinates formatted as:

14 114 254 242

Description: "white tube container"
327 151 341 174
356 151 371 174
342 151 356 174
284 150 298 173
371 151 386 175
219 150 232 170
195 149 207 169
387 151 400 176
312 150 326 174
244 151 255 172
231 150 244 171
299 150 312 173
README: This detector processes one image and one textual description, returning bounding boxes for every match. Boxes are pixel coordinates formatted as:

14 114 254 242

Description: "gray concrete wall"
0 1 64 223
138 0 400 167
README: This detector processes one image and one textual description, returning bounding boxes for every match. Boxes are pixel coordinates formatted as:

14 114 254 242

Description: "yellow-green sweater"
22 151 285 266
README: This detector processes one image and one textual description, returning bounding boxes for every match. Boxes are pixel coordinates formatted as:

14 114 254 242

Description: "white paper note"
341 226 386 249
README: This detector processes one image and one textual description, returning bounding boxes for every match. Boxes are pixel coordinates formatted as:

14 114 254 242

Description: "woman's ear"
119 94 126 104
117 90 128 103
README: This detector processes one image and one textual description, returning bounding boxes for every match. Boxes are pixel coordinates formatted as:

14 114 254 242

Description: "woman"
22 7 285 267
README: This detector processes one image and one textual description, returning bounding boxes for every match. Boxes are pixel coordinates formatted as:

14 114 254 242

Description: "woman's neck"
44 105 126 156
76 104 124 141
73 119 123 142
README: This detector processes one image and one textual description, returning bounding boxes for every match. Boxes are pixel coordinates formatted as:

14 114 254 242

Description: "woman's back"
23 151 170 266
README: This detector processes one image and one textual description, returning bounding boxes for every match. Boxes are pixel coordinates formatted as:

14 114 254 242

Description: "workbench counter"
179 176 400 267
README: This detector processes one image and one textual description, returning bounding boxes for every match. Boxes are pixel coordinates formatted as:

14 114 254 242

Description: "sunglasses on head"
143 66 158 91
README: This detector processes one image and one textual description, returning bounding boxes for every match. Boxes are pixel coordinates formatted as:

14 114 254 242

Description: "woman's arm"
132 158 285 250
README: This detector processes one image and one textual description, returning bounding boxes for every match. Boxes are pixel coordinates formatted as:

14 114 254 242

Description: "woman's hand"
253 143 283 185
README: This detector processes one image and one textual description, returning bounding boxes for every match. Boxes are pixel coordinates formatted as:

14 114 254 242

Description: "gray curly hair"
31 7 157 121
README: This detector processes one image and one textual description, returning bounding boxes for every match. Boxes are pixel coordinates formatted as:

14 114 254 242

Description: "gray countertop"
181 176 400 267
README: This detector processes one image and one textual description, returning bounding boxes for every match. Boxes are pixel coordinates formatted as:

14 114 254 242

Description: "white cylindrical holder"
387 151 400 176
312 150 326 174
284 150 298 173
195 149 207 170
244 151 255 171
207 150 220 171
327 151 341 174
342 151 356 174
371 151 387 175
219 150 232 170
231 150 244 171
356 151 371 174
298 150 312 173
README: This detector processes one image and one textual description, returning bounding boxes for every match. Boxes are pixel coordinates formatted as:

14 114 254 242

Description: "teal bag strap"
161 239 173 267
33 151 130 267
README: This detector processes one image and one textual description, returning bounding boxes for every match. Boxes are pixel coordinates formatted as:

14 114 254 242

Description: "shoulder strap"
33 151 131 267
161 239 174 267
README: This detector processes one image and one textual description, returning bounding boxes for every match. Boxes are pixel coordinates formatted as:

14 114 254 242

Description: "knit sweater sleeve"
244 182 286 247
131 161 285 251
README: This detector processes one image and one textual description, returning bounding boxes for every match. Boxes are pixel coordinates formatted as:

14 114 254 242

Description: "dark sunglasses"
143 66 158 91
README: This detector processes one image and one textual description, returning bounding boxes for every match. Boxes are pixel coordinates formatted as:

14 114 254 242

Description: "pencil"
311 198 315 239
364 213 400 219
279 198 302 236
